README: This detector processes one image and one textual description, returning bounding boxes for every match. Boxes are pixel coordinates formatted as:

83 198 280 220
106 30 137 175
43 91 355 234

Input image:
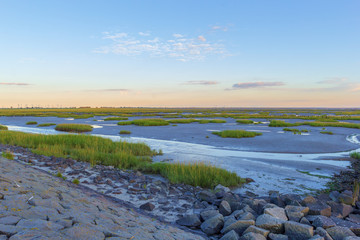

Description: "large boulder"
240 232 266 240
220 230 239 240
243 225 270 238
307 202 331 217
284 221 314 240
268 233 289 240
314 227 333 240
264 207 288 221
176 214 201 227
221 220 255 235
200 209 219 221
200 214 224 235
219 200 232 216
330 216 360 235
255 214 285 234
197 190 216 203
326 226 356 240
312 216 336 229
328 201 353 218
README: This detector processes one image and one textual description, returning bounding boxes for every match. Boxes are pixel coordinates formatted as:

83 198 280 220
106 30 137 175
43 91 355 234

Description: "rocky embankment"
0 156 204 239
1 144 360 239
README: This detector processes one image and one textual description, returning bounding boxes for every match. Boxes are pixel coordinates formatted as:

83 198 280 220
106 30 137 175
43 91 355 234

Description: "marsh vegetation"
55 124 93 133
212 130 262 138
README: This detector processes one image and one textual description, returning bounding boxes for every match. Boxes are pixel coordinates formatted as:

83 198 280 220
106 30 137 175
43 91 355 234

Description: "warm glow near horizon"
0 1 359 108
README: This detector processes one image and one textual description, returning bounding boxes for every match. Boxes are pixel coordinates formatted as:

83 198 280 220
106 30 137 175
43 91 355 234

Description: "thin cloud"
182 81 218 85
228 81 285 90
85 88 130 93
138 32 150 36
95 31 228 61
318 77 347 84
211 25 228 32
0 82 32 86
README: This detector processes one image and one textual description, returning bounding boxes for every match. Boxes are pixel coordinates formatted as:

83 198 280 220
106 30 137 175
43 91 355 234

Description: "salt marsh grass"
2 150 14 160
236 119 254 124
26 121 37 125
118 118 169 126
350 152 360 159
119 130 131 134
104 117 129 121
55 124 93 133
212 130 262 138
0 125 8 130
320 131 333 135
37 123 56 127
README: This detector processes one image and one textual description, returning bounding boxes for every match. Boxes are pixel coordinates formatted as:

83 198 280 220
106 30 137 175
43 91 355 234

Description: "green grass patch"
2 151 14 160
320 131 333 135
72 179 80 184
37 123 56 127
350 152 360 159
283 128 309 134
0 125 8 130
118 118 169 126
0 131 243 188
236 119 254 124
119 130 131 134
269 120 360 129
198 119 226 124
104 117 129 121
296 170 331 179
146 162 245 188
55 124 93 133
167 119 197 124
269 120 299 127
26 121 38 125
212 130 262 138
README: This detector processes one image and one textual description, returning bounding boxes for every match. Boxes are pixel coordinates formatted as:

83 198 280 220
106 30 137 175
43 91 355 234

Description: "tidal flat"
0 108 359 195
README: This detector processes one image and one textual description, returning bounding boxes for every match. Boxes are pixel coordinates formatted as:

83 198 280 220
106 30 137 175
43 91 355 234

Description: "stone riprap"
0 156 204 240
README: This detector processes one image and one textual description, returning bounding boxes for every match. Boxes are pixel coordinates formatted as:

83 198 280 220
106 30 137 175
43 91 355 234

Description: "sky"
0 0 359 108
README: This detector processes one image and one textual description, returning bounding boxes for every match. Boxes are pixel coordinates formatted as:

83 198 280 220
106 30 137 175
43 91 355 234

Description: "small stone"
313 216 336 229
326 226 356 240
284 221 314 240
302 196 317 204
200 214 224 235
176 214 201 227
220 230 239 240
219 201 232 216
255 214 285 234
140 202 155 211
0 193 4 200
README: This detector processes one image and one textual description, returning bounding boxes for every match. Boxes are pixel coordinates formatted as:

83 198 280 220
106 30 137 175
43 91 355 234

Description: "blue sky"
0 1 359 107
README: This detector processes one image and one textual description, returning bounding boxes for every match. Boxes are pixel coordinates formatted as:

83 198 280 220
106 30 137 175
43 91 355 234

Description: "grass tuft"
55 124 93 133
119 130 131 134
236 119 254 124
350 152 360 160
26 121 37 125
320 131 333 135
104 117 129 121
212 130 262 138
2 151 14 160
72 179 80 184
118 118 169 126
37 123 56 127
0 125 8 130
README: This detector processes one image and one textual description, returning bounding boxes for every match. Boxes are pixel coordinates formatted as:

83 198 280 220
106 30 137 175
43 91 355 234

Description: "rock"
268 233 288 240
16 219 64 231
240 232 266 240
330 216 360 235
224 216 238 229
200 209 219 221
300 217 311 225
285 205 309 215
309 235 325 240
176 214 201 227
329 191 340 202
140 202 155 211
307 202 331 217
61 223 106 240
344 237 360 240
221 220 255 235
270 191 284 207
0 193 4 200
315 227 334 240
326 226 356 240
328 201 353 218
243 225 270 237
347 214 360 224
284 221 314 240
0 216 21 225
339 192 354 205
215 184 231 193
282 194 302 206
255 214 285 234
264 207 288 221
201 214 224 235
313 216 336 229
197 190 216 204
220 230 239 240
0 235 6 240
287 211 304 222
0 224 19 237
219 200 232 216
238 212 256 221
303 196 317 205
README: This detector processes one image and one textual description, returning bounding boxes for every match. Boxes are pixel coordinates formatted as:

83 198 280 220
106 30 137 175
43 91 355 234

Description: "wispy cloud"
211 25 228 32
95 31 227 61
318 77 347 85
0 82 32 86
138 32 150 36
182 81 218 85
228 81 285 90
85 88 129 93
316 77 360 92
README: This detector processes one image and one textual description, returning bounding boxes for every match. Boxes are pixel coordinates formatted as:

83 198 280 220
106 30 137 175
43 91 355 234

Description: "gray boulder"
220 200 232 216
307 202 331 217
201 214 224 235
240 232 266 240
16 219 64 231
243 225 269 237
268 233 288 240
309 235 325 240
326 226 356 240
315 227 334 240
200 209 219 221
284 221 314 240
328 201 353 218
339 192 353 205
264 207 288 221
176 214 201 227
197 190 216 203
221 220 255 235
313 216 336 229
215 184 231 193
220 230 239 240
256 214 285 234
